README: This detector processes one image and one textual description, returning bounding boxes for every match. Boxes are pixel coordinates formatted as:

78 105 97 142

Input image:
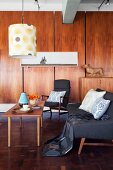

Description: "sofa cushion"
91 97 110 119
103 101 113 117
79 89 106 113
104 92 113 101
96 89 113 117
96 89 113 101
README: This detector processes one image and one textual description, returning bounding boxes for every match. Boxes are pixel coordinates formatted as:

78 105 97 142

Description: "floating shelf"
21 52 78 66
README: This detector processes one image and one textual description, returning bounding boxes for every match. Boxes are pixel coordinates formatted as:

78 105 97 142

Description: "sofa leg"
78 138 85 155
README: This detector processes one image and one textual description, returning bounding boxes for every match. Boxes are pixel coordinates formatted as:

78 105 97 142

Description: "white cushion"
47 91 66 103
79 89 106 113
91 97 110 119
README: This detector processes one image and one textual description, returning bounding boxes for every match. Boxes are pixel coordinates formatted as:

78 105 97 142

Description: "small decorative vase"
29 99 37 106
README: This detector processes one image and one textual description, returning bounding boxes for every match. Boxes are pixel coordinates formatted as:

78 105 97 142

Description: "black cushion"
103 101 113 117
96 89 113 117
104 92 113 101
96 88 113 101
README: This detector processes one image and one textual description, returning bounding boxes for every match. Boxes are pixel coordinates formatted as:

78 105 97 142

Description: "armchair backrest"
54 79 71 107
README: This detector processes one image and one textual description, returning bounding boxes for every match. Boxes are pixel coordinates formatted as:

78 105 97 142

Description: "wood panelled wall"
0 12 22 103
24 12 55 97
80 78 113 100
1 11 113 103
80 12 113 99
55 12 85 65
0 11 85 103
25 12 54 52
86 12 113 77
55 12 85 101
0 11 55 103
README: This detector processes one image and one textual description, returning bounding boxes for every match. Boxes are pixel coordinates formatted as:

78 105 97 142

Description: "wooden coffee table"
3 101 45 147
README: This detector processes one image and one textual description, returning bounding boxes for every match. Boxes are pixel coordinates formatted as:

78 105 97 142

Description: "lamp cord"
35 0 40 11
21 0 24 92
22 0 24 23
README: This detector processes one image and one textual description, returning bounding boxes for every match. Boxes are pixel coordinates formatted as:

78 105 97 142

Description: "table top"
3 101 45 117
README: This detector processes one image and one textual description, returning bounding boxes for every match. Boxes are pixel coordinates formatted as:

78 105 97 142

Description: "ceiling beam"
62 0 81 24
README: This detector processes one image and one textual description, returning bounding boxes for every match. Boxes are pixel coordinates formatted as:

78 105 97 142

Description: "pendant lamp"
8 0 37 58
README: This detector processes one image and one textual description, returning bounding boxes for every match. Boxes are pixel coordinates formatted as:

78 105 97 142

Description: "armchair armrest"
59 95 67 104
60 96 69 102
60 95 63 100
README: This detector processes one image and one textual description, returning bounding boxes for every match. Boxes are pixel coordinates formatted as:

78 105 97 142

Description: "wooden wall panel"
80 78 101 101
24 12 54 96
3 11 113 103
24 67 54 96
0 12 55 103
55 12 85 66
55 67 84 102
0 12 22 103
86 12 113 77
55 12 85 102
25 11 54 52
80 78 113 101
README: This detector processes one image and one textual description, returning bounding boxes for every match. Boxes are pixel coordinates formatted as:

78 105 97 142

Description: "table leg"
19 117 22 128
41 116 43 127
37 117 40 146
8 117 11 147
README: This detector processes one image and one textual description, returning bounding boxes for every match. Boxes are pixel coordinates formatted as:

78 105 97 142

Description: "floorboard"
0 112 113 170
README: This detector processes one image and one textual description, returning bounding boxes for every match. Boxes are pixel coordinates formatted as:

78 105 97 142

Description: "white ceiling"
0 0 62 11
0 0 113 11
0 0 61 3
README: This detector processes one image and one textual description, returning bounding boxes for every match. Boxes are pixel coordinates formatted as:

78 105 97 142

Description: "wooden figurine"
82 64 104 77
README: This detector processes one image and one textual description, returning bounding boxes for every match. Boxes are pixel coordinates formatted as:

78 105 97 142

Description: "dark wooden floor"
0 112 113 170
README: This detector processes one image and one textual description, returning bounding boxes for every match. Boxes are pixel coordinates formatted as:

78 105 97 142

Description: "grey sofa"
67 89 113 154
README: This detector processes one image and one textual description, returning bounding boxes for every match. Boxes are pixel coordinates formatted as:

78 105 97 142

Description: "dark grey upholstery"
44 101 59 108
54 79 70 107
44 79 71 118
43 89 113 155
67 90 113 140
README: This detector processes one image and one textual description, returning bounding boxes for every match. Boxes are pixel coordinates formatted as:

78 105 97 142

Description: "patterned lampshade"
8 24 37 58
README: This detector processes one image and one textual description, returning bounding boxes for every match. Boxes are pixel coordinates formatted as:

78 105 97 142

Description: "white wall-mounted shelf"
21 52 78 67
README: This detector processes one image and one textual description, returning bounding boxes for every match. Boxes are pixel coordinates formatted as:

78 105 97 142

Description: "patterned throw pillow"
91 97 110 119
79 89 106 113
47 91 66 103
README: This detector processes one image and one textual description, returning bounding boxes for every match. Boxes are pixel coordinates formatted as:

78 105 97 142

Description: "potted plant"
29 94 40 106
